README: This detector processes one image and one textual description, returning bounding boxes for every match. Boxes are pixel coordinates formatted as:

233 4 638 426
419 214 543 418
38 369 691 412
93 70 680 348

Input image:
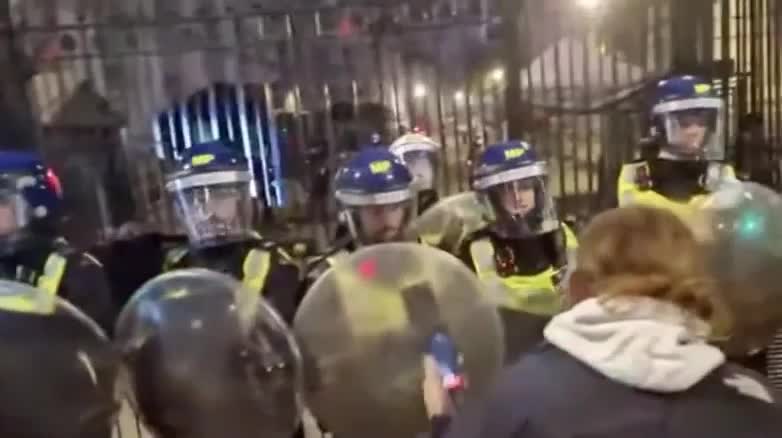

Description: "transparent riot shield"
692 182 782 356
0 280 120 438
408 192 486 252
115 269 302 438
294 243 504 438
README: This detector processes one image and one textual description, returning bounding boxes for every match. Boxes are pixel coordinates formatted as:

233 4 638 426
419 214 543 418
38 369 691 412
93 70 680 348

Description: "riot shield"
0 280 120 438
294 243 504 438
115 269 302 438
692 182 782 356
409 192 486 252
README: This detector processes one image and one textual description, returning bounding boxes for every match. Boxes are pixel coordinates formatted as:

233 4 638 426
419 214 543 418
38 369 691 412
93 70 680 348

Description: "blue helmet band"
166 170 251 192
336 188 414 206
473 161 547 191
652 97 722 115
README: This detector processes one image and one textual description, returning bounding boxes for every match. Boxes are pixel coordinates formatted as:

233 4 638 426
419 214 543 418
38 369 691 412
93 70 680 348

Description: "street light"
413 83 427 98
453 90 465 103
490 68 505 83
577 0 601 10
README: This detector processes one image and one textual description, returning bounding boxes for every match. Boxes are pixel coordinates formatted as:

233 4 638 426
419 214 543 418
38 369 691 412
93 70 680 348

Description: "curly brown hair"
574 205 732 333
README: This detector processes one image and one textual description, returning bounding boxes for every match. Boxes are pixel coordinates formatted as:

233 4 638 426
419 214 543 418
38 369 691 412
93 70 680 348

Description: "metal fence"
10 0 782 239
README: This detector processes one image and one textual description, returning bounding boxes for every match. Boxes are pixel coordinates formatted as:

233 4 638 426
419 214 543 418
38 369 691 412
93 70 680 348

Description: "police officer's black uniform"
0 151 116 333
0 237 115 333
163 141 305 324
166 237 303 323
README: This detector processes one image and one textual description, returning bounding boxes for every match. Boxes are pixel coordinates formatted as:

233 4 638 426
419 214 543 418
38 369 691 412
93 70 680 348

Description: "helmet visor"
0 174 34 237
401 150 439 192
656 98 725 160
171 180 254 245
482 177 559 238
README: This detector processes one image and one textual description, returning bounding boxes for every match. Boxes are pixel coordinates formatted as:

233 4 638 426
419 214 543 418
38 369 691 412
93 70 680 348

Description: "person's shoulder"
501 344 594 393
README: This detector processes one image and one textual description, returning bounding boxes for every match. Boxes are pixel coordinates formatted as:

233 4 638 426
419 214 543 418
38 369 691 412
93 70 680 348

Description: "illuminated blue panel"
153 83 285 207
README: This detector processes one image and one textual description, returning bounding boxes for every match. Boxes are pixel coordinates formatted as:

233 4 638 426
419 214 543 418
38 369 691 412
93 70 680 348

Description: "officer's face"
500 186 536 217
358 203 407 243
206 192 240 222
674 112 708 152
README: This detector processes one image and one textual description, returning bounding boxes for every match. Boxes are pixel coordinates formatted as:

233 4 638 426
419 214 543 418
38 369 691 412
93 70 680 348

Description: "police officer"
309 147 418 282
618 75 736 214
449 141 578 362
301 150 426 438
390 132 441 212
164 141 302 323
0 151 116 332
334 148 417 249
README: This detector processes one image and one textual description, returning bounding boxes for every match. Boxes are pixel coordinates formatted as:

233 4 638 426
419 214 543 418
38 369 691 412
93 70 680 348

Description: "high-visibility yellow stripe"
36 253 67 298
469 239 561 316
242 249 272 295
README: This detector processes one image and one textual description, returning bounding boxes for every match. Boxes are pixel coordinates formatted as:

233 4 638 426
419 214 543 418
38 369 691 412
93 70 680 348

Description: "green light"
738 211 765 238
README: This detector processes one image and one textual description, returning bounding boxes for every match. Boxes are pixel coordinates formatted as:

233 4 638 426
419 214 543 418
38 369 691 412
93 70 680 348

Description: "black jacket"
167 239 304 324
96 234 305 325
445 344 782 438
0 240 117 334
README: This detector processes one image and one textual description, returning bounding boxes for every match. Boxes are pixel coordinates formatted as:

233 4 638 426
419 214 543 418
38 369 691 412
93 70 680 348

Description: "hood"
544 296 725 393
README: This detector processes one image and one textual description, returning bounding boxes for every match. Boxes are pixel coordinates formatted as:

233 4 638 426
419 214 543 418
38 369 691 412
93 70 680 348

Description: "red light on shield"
358 258 377 280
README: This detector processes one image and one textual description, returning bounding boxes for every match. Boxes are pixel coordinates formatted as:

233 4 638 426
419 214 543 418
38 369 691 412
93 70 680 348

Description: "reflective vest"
468 224 578 316
164 245 274 296
241 249 272 295
0 252 67 315
617 161 737 219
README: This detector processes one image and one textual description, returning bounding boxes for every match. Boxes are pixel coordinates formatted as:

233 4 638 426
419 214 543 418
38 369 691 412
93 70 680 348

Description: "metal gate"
9 0 782 235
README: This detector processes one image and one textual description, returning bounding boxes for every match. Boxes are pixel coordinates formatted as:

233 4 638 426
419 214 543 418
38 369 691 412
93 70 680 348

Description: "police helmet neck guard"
473 141 559 238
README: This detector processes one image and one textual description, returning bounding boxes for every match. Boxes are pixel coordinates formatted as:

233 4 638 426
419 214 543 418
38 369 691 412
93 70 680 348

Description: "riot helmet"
390 133 441 193
334 147 417 246
166 141 257 247
473 141 559 238
651 75 725 161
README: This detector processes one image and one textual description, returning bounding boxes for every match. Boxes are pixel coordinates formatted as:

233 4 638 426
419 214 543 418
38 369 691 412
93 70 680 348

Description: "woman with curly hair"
429 205 782 438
